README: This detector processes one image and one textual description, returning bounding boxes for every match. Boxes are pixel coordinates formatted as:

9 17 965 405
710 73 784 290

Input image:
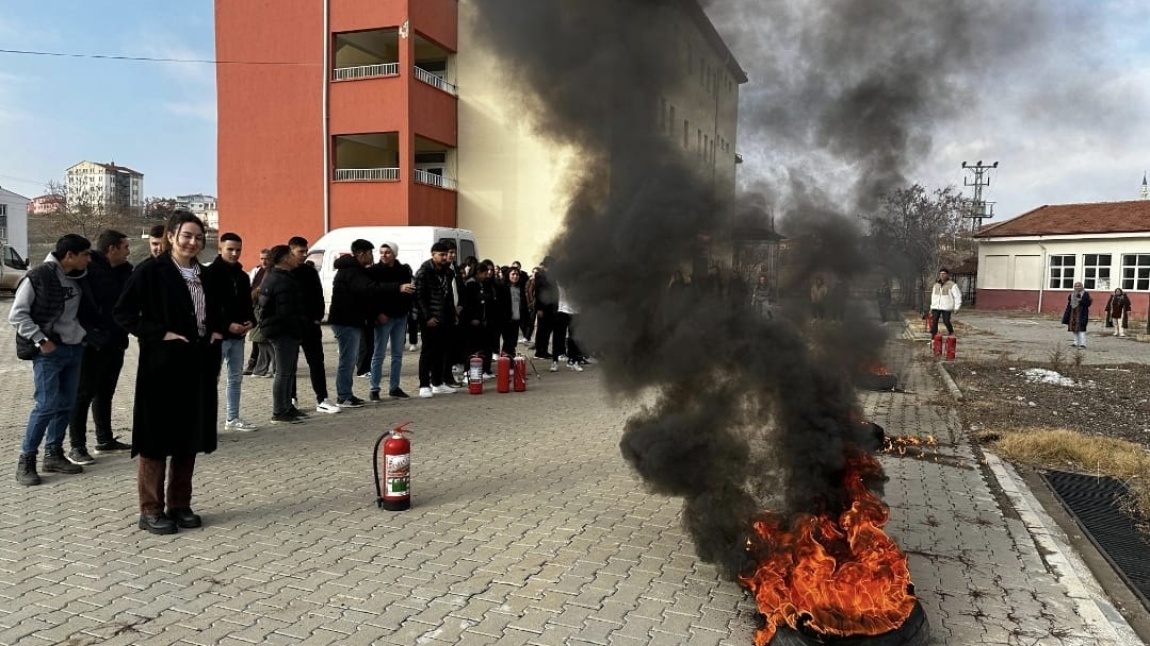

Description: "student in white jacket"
929 268 962 337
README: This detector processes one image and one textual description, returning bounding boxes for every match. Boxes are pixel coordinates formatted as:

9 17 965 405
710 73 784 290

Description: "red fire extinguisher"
496 353 511 393
374 421 412 511
468 354 484 395
945 335 957 360
925 312 934 332
513 355 528 392
932 334 943 356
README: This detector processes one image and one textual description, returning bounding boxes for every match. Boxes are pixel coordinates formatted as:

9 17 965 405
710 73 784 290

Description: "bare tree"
39 180 138 240
866 184 965 310
144 196 178 222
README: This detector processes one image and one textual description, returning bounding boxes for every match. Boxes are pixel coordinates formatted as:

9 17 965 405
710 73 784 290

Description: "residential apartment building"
0 186 30 260
177 193 220 229
215 0 744 263
65 161 144 217
27 193 65 216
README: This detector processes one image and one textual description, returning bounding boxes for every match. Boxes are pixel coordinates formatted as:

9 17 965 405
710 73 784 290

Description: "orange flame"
738 449 915 645
863 362 892 376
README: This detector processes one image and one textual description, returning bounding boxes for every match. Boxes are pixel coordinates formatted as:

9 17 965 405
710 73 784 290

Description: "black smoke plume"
466 0 1043 579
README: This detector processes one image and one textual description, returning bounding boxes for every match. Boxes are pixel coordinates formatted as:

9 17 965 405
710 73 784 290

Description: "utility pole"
961 160 998 233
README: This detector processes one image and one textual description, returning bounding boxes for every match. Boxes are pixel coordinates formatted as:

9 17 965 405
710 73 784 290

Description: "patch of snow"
1021 368 1095 388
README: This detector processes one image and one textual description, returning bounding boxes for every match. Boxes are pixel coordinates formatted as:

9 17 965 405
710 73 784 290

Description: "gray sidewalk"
0 300 1141 645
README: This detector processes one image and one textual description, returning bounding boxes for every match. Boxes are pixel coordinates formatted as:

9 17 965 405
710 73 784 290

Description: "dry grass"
977 426 1150 518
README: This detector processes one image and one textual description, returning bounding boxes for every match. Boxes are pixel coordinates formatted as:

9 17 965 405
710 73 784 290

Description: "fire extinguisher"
945 335 957 360
496 353 511 393
513 355 528 392
932 334 943 356
925 312 934 332
373 421 412 511
468 354 484 395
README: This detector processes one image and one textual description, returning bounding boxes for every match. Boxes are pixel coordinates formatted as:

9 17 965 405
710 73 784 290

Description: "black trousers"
501 319 521 355
407 314 419 345
271 337 300 415
68 345 125 448
292 324 329 404
534 305 558 357
464 323 493 374
419 323 450 388
929 309 954 336
356 323 374 375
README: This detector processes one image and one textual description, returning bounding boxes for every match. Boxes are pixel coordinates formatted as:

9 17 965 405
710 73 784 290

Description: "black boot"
16 454 41 486
139 514 178 535
43 449 83 475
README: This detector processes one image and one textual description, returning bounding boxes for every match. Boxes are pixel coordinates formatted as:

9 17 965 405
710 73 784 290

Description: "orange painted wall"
410 0 459 51
329 78 406 135
330 0 405 33
216 0 325 254
410 183 458 227
410 80 458 147
330 182 409 228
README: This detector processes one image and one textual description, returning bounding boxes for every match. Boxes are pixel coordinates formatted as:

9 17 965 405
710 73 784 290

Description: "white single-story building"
0 186 30 260
975 200 1150 320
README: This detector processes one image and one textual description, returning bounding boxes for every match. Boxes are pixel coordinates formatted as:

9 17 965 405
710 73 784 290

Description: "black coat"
113 254 225 458
370 261 414 319
291 262 325 324
258 267 308 340
329 255 390 327
203 256 255 340
461 277 490 327
83 251 133 350
1061 291 1092 330
414 259 456 325
1105 293 1131 328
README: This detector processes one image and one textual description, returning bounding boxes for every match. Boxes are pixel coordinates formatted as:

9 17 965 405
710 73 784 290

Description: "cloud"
131 28 217 122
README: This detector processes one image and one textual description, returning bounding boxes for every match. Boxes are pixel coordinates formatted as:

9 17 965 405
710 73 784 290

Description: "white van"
305 226 478 315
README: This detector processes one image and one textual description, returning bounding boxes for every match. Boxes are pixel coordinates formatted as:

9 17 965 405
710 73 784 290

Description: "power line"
0 48 318 66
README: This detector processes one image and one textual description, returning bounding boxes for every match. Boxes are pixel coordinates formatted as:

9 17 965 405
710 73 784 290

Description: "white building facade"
975 200 1150 320
0 186 30 260
176 194 219 230
66 161 144 216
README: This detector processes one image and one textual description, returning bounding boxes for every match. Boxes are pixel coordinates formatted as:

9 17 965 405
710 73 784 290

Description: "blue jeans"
22 343 85 456
220 338 245 420
371 318 406 393
331 324 361 402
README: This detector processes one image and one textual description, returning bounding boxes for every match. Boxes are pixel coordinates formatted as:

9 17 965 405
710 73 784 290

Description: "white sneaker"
549 361 559 372
225 418 259 432
431 384 456 395
316 399 342 414
291 397 298 408
482 373 495 380
582 357 597 365
406 344 417 352
567 362 584 372
557 354 568 362
419 387 433 398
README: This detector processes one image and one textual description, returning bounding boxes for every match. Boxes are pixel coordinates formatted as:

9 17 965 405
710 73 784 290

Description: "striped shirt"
174 258 207 337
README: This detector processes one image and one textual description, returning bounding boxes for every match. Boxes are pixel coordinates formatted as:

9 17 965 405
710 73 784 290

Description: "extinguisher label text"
386 454 410 496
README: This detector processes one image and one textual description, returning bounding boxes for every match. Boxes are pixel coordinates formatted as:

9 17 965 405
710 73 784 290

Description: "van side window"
305 250 325 271
459 240 476 261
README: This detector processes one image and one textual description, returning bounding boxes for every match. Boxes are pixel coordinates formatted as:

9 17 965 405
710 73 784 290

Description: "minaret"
1142 172 1148 200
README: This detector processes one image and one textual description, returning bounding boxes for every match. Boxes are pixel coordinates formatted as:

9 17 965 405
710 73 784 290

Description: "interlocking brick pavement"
0 300 1141 645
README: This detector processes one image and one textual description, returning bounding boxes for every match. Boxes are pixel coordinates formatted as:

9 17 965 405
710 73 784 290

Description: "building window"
1082 253 1112 290
1048 254 1075 289
1121 254 1150 291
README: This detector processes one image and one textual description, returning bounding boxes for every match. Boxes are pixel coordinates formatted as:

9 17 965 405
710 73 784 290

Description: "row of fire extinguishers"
924 313 957 360
372 355 533 511
466 352 528 394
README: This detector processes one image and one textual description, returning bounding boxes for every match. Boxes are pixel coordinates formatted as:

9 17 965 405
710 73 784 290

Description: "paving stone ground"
0 299 1142 645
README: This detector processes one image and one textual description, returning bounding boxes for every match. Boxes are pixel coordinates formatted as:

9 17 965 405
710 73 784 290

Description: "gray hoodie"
8 253 88 345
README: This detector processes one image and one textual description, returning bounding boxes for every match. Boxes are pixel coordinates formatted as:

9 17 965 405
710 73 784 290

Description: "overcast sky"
0 1 1145 226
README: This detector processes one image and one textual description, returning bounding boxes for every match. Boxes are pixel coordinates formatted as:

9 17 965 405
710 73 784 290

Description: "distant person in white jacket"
929 268 962 337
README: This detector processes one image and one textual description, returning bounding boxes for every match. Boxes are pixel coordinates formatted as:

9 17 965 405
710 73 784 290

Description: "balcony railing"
332 63 400 81
414 169 457 191
334 168 400 182
414 66 457 96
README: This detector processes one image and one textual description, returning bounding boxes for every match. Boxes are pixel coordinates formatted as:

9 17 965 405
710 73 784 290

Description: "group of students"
9 212 589 534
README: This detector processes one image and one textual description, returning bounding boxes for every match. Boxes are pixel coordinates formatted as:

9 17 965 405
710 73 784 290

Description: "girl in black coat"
500 267 529 355
1061 282 1092 348
114 212 225 535
461 263 493 377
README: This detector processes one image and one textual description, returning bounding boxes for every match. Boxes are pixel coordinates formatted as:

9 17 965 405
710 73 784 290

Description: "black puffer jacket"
83 251 133 350
329 255 388 327
204 256 255 340
370 261 414 319
414 259 456 325
291 261 325 324
258 267 307 340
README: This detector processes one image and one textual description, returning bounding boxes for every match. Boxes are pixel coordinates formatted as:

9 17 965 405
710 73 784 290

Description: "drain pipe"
1037 241 1047 314
322 0 331 234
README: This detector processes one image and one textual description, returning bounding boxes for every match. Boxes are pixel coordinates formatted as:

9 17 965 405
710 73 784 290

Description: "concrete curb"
938 345 1142 644
936 362 964 402
984 452 1142 645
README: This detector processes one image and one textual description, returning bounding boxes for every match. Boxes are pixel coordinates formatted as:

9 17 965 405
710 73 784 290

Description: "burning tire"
853 373 899 391
770 601 929 646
